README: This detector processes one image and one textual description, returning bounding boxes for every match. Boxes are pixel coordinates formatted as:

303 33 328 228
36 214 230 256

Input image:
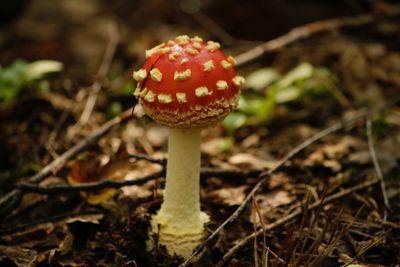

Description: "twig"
0 167 260 224
179 100 399 267
78 23 120 126
341 231 390 267
0 109 133 219
19 170 165 194
14 168 260 196
188 11 235 45
45 109 71 158
366 118 391 221
0 210 103 235
216 178 380 267
235 12 399 67
129 153 167 165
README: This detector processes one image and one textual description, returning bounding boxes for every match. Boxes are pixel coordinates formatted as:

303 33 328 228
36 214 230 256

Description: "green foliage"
120 80 136 96
0 60 28 102
224 62 339 133
107 101 123 118
0 59 63 103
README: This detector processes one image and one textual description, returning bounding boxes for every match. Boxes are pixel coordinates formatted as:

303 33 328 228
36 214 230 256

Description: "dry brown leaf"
228 153 276 169
201 137 228 156
210 185 248 206
146 125 168 147
251 190 294 223
304 136 363 171
68 157 136 205
121 157 163 198
0 245 37 266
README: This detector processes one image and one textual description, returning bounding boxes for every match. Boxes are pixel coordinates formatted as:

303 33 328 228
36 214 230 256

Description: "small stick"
235 11 399 67
129 153 167 165
18 170 165 194
366 118 391 221
0 109 133 219
78 23 120 126
189 11 235 45
45 109 71 157
13 168 260 196
0 210 103 235
179 99 399 267
0 167 260 222
217 178 380 266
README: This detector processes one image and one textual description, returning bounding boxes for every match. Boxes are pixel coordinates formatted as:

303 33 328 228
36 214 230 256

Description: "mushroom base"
148 211 209 258
147 127 209 259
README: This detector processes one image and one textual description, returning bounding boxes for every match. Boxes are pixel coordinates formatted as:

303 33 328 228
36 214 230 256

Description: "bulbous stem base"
148 128 209 258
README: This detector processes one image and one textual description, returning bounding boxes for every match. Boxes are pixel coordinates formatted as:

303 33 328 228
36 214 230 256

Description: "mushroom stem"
150 127 209 258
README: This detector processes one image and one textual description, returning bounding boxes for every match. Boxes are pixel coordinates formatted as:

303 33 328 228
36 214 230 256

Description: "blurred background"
1 1 400 266
1 0 400 201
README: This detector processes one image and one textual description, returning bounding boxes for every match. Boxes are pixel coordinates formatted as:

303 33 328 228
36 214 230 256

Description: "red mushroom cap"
133 35 245 128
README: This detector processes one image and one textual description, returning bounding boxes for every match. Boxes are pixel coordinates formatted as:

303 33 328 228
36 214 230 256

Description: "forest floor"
0 1 399 266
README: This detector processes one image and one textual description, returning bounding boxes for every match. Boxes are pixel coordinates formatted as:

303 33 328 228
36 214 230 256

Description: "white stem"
156 127 206 232
150 128 208 258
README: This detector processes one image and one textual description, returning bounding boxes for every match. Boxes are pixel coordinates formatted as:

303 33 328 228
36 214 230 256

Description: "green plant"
224 62 341 133
0 59 63 103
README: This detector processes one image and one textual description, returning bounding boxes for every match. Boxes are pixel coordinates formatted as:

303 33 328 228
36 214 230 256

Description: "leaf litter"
0 1 400 266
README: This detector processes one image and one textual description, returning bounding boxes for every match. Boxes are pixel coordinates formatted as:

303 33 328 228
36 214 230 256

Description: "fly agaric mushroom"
133 35 245 258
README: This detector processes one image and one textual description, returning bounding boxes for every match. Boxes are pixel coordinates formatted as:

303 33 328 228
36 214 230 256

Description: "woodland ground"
0 1 399 266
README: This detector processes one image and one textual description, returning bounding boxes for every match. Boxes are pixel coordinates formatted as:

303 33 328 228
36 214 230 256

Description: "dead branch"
235 11 399 67
366 118 391 221
0 210 104 235
129 153 167 165
18 170 165 194
179 99 400 267
14 168 260 195
78 22 120 126
216 178 380 267
0 108 133 219
188 11 235 45
0 167 260 222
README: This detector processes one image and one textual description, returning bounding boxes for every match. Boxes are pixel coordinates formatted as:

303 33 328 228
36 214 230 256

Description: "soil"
0 1 399 266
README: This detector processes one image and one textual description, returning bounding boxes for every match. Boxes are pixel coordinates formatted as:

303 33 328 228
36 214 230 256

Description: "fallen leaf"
304 136 363 171
146 126 168 147
228 153 276 169
201 137 233 156
251 190 294 223
68 158 132 205
210 185 247 206
0 245 37 266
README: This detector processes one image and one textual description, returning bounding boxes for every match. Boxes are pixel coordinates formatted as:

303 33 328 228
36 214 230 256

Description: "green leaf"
223 112 247 134
255 85 277 122
245 68 280 91
25 60 63 81
277 62 313 88
0 60 28 102
275 85 301 103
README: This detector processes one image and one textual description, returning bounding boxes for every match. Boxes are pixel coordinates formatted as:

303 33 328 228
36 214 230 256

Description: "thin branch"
366 118 391 221
0 109 133 219
188 11 235 45
14 168 260 196
129 153 167 165
45 109 71 157
19 170 165 194
179 100 399 267
78 23 120 126
235 11 399 67
0 210 103 235
0 167 260 223
216 178 380 267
